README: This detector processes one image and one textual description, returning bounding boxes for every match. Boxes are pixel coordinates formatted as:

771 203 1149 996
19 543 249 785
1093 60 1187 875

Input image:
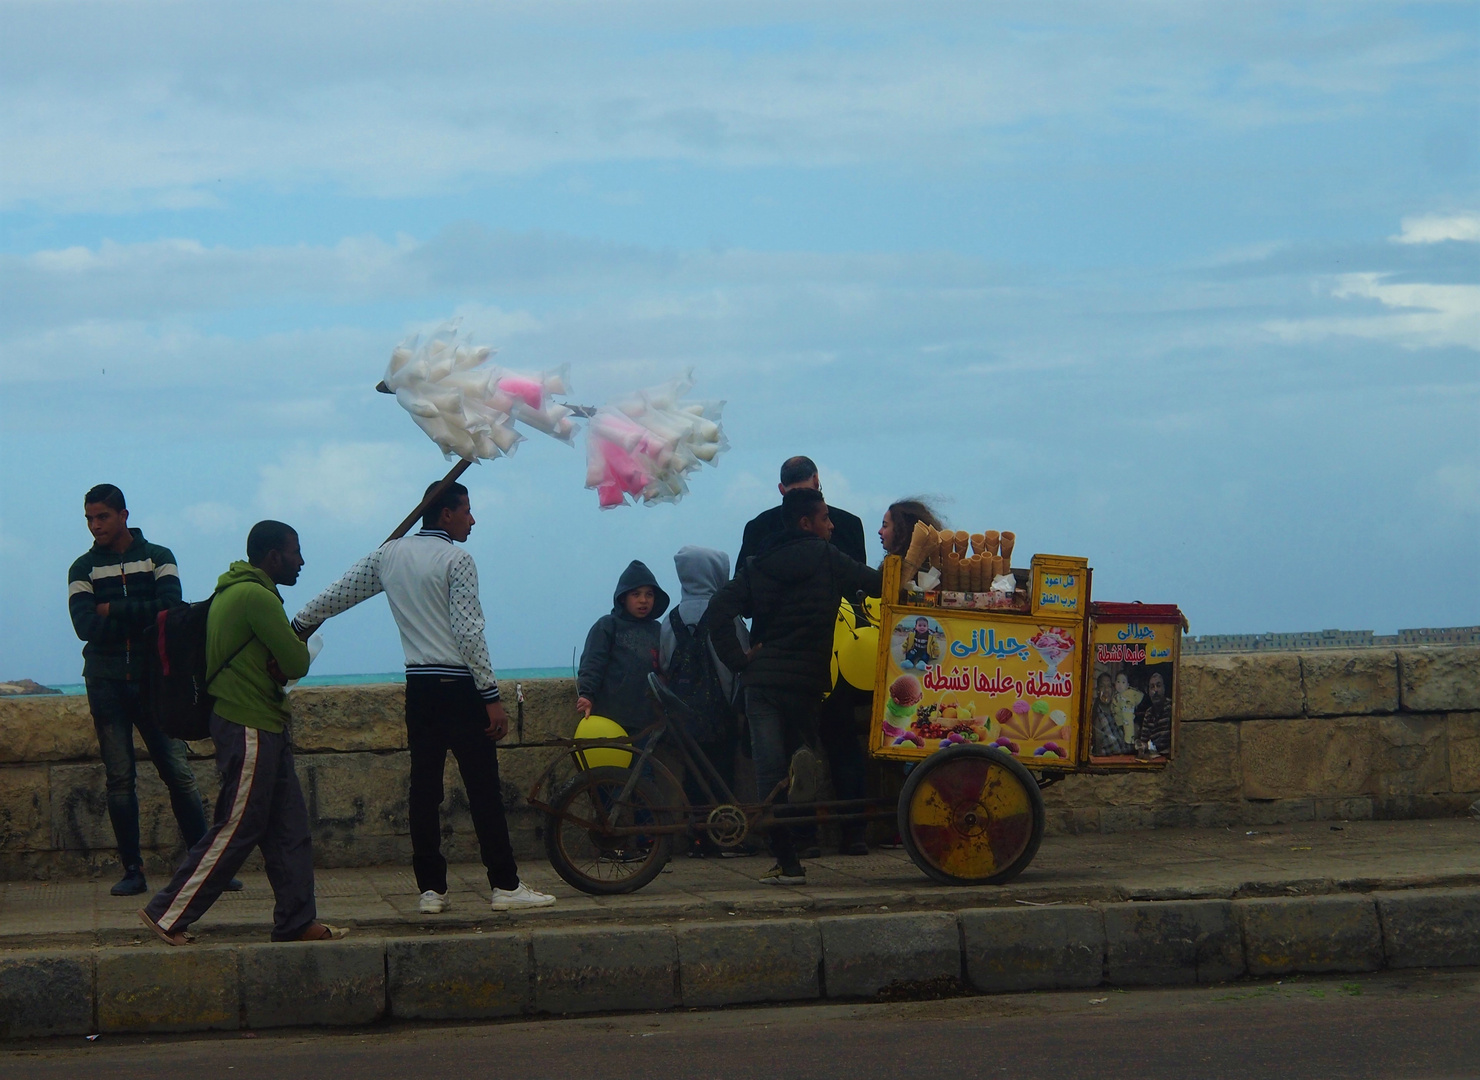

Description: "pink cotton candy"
496 375 545 410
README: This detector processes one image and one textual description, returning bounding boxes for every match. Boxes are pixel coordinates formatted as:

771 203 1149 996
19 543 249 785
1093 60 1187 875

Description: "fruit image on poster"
1089 620 1177 762
877 613 1081 766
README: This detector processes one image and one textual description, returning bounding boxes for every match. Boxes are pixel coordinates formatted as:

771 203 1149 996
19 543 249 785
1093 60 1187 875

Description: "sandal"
138 909 194 946
294 922 349 941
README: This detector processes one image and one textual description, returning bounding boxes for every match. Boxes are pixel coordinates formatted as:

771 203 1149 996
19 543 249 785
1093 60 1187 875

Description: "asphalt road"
6 970 1478 1080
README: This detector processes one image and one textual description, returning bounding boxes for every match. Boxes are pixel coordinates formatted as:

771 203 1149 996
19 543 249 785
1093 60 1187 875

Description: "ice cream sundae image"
1028 626 1075 671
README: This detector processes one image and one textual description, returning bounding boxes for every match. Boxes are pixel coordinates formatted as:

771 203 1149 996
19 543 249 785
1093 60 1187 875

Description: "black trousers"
406 674 520 893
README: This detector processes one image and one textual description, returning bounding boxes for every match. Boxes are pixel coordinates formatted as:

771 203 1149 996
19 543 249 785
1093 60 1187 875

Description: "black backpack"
665 611 735 745
147 592 251 741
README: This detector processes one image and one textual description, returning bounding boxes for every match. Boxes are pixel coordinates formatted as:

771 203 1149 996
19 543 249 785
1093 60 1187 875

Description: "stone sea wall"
0 648 1475 880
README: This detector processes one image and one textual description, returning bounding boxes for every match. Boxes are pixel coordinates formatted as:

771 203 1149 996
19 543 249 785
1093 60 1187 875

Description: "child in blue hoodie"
576 560 671 731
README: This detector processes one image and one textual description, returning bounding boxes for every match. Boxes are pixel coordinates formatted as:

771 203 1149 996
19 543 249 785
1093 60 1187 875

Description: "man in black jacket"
735 456 868 569
709 488 881 884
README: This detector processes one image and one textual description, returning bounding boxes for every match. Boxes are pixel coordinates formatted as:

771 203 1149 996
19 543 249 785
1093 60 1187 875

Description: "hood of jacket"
216 560 282 600
672 546 729 627
611 559 670 620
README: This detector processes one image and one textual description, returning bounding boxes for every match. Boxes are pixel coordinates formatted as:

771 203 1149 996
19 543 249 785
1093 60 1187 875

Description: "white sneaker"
418 890 448 914
489 882 556 911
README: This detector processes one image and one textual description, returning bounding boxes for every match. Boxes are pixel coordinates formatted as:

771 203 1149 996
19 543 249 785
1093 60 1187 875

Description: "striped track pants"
144 714 317 941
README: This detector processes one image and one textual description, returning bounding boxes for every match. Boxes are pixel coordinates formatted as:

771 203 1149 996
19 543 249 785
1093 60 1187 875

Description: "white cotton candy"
383 322 581 462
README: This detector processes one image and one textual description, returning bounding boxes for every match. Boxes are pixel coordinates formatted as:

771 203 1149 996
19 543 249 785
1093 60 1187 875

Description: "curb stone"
0 950 94 1038
533 925 678 1014
960 906 1104 992
1375 887 1480 969
677 918 822 1008
96 945 240 1033
1237 895 1383 975
819 912 961 998
1104 899 1244 985
387 932 530 1020
241 939 386 1028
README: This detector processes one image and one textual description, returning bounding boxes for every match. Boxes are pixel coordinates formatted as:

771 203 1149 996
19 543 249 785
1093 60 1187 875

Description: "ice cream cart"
867 552 1186 886
531 548 1184 894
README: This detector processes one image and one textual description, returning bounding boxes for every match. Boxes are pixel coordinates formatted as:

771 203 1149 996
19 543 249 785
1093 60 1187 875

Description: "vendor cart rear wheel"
898 745 1044 886
544 765 673 895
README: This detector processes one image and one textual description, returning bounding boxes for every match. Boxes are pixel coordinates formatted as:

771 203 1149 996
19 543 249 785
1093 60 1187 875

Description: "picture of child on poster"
892 615 945 671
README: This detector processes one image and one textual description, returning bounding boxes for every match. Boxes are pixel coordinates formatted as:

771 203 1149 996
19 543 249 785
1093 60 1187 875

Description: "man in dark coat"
709 488 882 884
735 456 868 569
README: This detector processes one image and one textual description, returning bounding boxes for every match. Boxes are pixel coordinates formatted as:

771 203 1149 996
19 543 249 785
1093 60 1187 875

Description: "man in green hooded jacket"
140 520 344 945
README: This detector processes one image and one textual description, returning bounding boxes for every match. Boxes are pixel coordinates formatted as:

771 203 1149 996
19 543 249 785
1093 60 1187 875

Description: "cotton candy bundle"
584 372 728 509
382 325 576 460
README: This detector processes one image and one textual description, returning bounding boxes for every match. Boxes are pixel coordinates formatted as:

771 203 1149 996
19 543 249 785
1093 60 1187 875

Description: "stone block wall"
0 648 1476 879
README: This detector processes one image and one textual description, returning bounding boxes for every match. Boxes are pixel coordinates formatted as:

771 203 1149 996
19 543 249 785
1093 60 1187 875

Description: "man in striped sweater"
291 481 554 914
67 484 210 897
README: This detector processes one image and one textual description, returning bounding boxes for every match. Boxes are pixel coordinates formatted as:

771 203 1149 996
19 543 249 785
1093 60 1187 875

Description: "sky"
2 1 1477 684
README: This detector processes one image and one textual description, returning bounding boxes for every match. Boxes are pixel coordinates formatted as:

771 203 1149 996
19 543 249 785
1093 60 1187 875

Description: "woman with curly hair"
876 497 944 562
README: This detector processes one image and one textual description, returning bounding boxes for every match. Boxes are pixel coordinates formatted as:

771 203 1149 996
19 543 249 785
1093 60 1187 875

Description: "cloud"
1 3 1470 210
1265 274 1480 351
256 441 424 528
1394 212 1480 245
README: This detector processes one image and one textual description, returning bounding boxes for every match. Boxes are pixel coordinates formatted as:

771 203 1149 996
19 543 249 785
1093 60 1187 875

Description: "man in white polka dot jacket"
291 480 555 914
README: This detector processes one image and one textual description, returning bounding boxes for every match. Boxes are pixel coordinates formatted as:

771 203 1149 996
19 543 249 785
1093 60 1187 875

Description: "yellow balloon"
832 601 881 691
573 714 632 770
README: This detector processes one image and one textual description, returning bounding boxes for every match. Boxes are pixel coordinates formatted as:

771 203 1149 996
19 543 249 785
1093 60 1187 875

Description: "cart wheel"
544 765 674 895
898 745 1044 886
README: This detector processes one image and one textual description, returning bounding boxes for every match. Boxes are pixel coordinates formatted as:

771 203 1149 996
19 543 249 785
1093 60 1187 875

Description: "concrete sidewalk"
3 818 1477 948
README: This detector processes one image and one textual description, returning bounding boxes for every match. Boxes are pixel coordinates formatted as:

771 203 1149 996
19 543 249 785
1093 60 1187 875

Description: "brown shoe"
293 922 349 941
138 909 193 946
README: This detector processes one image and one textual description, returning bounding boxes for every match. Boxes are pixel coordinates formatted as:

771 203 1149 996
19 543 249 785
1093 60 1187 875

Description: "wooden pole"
384 458 474 544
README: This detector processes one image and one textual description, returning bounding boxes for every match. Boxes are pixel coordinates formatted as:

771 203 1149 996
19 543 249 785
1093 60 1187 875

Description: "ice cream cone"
937 534 953 567
953 531 969 557
944 551 962 592
970 533 986 556
903 522 935 576
984 530 1000 557
1000 531 1015 568
968 556 984 592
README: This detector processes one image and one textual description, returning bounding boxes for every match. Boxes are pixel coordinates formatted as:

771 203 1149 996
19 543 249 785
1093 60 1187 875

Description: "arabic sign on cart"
873 611 1083 766
1088 616 1179 762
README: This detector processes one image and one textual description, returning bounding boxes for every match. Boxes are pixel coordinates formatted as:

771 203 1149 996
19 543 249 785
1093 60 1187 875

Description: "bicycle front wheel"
543 765 674 895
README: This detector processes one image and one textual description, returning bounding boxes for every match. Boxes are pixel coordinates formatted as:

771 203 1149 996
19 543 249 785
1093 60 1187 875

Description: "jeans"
744 686 820 864
86 678 208 870
405 674 521 893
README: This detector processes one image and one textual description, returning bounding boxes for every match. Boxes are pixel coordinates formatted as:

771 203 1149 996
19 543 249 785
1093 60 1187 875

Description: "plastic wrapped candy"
584 371 728 509
382 324 575 460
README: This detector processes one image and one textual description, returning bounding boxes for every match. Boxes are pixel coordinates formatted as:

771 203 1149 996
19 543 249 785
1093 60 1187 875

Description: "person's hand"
575 696 593 719
484 702 509 742
95 602 111 618
266 657 288 686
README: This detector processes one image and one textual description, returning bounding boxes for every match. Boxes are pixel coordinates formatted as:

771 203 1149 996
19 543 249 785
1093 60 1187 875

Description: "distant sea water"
33 667 576 697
